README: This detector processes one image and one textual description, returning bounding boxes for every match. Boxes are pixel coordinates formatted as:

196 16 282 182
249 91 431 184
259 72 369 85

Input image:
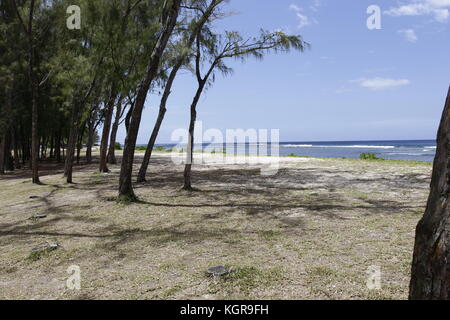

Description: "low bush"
359 153 383 161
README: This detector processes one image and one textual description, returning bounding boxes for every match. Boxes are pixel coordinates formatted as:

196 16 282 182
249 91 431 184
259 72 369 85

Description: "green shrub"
136 146 147 151
359 153 382 161
153 146 165 152
114 142 122 150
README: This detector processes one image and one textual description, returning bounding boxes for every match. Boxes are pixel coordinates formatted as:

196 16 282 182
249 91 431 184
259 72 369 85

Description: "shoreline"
145 150 433 166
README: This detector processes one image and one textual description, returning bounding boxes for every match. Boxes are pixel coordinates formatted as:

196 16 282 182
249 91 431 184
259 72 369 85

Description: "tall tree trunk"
25 0 40 183
137 64 181 183
55 130 61 163
99 89 116 172
183 84 204 190
410 87 450 300
107 101 123 165
76 124 85 165
40 136 45 159
86 118 95 164
0 134 5 174
136 0 218 184
64 102 81 183
124 103 133 134
136 105 167 183
4 133 13 171
49 134 54 159
12 128 20 170
118 0 182 200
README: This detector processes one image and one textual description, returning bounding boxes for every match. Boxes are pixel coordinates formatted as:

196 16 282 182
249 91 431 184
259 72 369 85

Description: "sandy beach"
0 153 432 299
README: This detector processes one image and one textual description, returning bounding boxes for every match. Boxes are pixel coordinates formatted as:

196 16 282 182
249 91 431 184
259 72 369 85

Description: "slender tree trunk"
137 64 181 183
22 138 27 165
76 124 85 165
124 103 133 134
0 134 5 174
136 106 167 183
107 101 123 165
3 133 13 172
55 130 61 163
1 97 11 174
86 119 94 164
183 84 204 190
12 128 20 170
410 87 450 300
26 0 40 184
64 102 81 183
119 0 181 200
40 136 45 159
49 134 54 159
99 89 116 172
136 1 217 184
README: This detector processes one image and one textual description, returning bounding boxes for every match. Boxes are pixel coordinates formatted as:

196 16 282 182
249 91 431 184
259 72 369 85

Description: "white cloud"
289 4 313 29
335 87 353 94
428 0 450 7
351 78 411 91
385 0 450 22
289 4 301 11
398 29 418 42
309 0 322 12
434 8 450 21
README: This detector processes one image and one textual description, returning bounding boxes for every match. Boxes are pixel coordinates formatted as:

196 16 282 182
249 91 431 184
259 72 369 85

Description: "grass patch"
116 194 139 204
307 266 336 278
287 153 301 157
212 266 283 296
154 146 166 152
258 230 282 240
27 247 57 262
360 153 383 161
162 284 184 298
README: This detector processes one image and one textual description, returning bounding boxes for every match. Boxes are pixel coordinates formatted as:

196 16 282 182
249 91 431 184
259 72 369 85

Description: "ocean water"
153 140 437 162
278 140 437 162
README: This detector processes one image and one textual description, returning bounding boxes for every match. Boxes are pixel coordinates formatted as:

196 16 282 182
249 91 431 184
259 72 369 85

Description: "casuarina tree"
182 28 308 190
410 86 450 300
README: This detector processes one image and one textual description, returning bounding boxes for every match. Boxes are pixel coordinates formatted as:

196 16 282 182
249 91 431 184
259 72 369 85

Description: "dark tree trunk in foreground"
410 87 450 300
119 0 181 200
137 66 180 183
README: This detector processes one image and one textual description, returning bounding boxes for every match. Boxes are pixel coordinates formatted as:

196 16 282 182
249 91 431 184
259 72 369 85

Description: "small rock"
206 265 231 277
32 242 60 252
30 213 47 219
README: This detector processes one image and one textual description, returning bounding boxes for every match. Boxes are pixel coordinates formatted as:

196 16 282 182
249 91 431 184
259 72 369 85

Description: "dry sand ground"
0 152 432 300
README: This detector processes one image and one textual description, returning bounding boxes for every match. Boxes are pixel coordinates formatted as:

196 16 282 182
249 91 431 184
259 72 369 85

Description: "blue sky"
117 0 450 144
